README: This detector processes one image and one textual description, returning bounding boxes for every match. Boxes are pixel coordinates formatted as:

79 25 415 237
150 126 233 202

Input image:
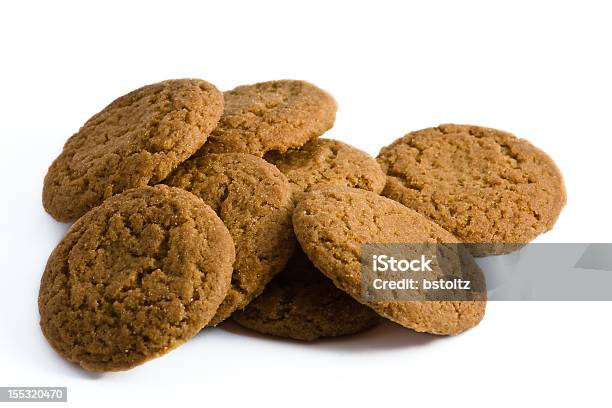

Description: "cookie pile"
39 78 566 371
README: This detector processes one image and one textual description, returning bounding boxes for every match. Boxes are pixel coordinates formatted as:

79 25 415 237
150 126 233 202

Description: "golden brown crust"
165 153 295 325
43 79 224 222
38 186 235 371
377 124 566 255
292 187 486 335
265 138 386 193
232 249 380 341
198 80 337 157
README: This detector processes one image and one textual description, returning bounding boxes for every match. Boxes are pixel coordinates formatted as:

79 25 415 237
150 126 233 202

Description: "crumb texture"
293 187 486 335
232 249 380 341
377 124 566 254
165 153 295 325
265 138 386 193
38 186 235 371
198 80 337 156
43 79 224 222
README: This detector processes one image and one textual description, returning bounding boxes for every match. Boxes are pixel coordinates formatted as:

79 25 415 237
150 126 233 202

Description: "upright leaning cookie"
43 79 224 222
293 187 486 336
232 249 380 341
165 153 295 325
377 124 566 255
38 186 235 371
265 138 386 193
198 80 337 157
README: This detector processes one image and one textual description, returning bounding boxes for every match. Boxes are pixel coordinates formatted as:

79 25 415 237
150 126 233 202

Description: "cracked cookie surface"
377 124 566 255
38 186 235 371
293 187 486 335
265 138 386 193
43 79 224 222
197 80 337 157
165 153 295 325
232 248 380 341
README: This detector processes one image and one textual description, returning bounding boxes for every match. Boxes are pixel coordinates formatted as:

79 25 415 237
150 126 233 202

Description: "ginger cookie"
43 79 224 222
197 80 337 157
265 138 386 193
165 153 295 325
377 124 566 256
293 187 486 336
38 186 235 371
232 249 380 341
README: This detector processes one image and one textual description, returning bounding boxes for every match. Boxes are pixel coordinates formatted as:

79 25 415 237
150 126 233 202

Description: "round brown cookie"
43 79 224 222
165 153 295 325
197 80 337 157
293 187 486 336
38 185 235 371
232 248 381 341
377 124 566 256
265 138 386 193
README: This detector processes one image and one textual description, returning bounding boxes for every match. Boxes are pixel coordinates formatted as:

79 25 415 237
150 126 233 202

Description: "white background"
1 1 611 407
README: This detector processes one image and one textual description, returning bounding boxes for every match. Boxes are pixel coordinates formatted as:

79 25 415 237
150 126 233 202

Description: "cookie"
43 79 224 222
232 248 381 341
377 124 566 256
38 186 235 371
165 153 295 325
265 138 386 193
197 80 337 157
293 187 486 335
